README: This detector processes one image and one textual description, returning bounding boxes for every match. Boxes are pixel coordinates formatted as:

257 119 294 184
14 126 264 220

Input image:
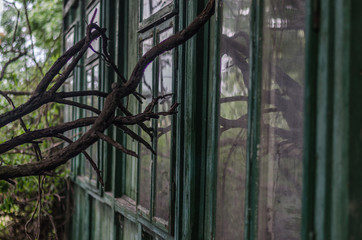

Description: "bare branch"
55 134 104 187
53 98 101 115
22 0 44 77
0 0 215 180
96 131 138 158
0 51 27 81
55 90 108 99
1 91 32 96
0 117 96 154
115 125 156 155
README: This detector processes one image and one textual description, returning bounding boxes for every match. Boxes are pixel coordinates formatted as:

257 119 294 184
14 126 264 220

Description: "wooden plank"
313 0 333 239
245 0 264 239
348 1 362 237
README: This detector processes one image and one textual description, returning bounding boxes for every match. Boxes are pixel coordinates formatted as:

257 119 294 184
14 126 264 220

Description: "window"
117 1 177 238
213 0 306 239
64 27 75 67
86 2 101 59
64 27 75 126
215 0 251 239
141 0 173 20
257 1 305 239
80 0 102 184
138 26 174 225
83 61 100 182
66 0 310 239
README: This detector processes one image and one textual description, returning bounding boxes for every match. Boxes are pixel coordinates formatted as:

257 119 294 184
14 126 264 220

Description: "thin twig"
55 134 105 187
96 131 138 157
53 98 101 115
22 0 44 77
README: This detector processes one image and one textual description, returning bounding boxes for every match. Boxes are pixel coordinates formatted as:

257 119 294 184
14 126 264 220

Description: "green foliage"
0 0 69 239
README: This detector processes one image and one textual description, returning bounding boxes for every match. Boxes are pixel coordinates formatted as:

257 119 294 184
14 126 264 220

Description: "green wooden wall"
63 0 362 239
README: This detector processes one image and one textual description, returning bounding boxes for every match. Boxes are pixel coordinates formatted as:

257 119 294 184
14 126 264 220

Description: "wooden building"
62 0 362 239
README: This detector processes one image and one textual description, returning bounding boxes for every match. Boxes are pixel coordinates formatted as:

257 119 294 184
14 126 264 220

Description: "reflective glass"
154 28 173 221
84 65 99 181
142 0 173 20
64 76 73 124
257 1 305 239
87 3 100 58
139 37 153 210
216 0 251 239
65 30 74 51
65 29 74 66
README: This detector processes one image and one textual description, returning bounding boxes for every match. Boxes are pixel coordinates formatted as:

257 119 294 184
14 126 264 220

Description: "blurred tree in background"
0 0 70 239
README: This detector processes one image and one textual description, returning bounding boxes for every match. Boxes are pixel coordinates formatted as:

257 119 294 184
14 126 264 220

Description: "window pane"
64 76 74 124
154 28 173 221
216 0 251 239
93 65 99 111
84 65 99 181
139 37 153 209
142 0 173 20
86 69 93 117
87 3 100 58
65 30 74 51
65 29 74 65
257 1 305 239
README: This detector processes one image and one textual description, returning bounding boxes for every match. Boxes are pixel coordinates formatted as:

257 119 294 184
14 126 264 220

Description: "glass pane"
257 1 305 239
92 65 99 111
65 30 74 51
85 65 99 181
142 0 173 20
86 69 93 117
91 65 99 181
65 29 74 65
64 76 73 124
87 3 100 58
155 28 173 221
216 0 251 239
139 37 153 209
84 68 93 177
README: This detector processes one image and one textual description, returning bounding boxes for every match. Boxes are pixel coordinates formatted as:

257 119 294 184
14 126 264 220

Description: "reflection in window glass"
154 28 173 221
139 37 153 210
142 0 173 20
65 31 74 51
64 76 74 124
216 1 250 239
86 3 100 58
258 1 305 239
84 64 100 181
64 76 74 144
65 29 74 66
84 69 93 178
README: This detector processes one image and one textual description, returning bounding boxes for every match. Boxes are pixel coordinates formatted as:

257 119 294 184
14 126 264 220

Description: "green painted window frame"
137 18 177 232
75 0 103 191
82 60 101 185
63 2 84 180
139 0 177 32
203 0 307 239
85 1 101 62
64 0 362 239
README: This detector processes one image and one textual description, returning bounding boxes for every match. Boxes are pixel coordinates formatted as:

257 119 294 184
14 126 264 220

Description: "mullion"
90 66 95 181
138 33 154 216
150 28 158 220
244 0 264 239
168 27 176 233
